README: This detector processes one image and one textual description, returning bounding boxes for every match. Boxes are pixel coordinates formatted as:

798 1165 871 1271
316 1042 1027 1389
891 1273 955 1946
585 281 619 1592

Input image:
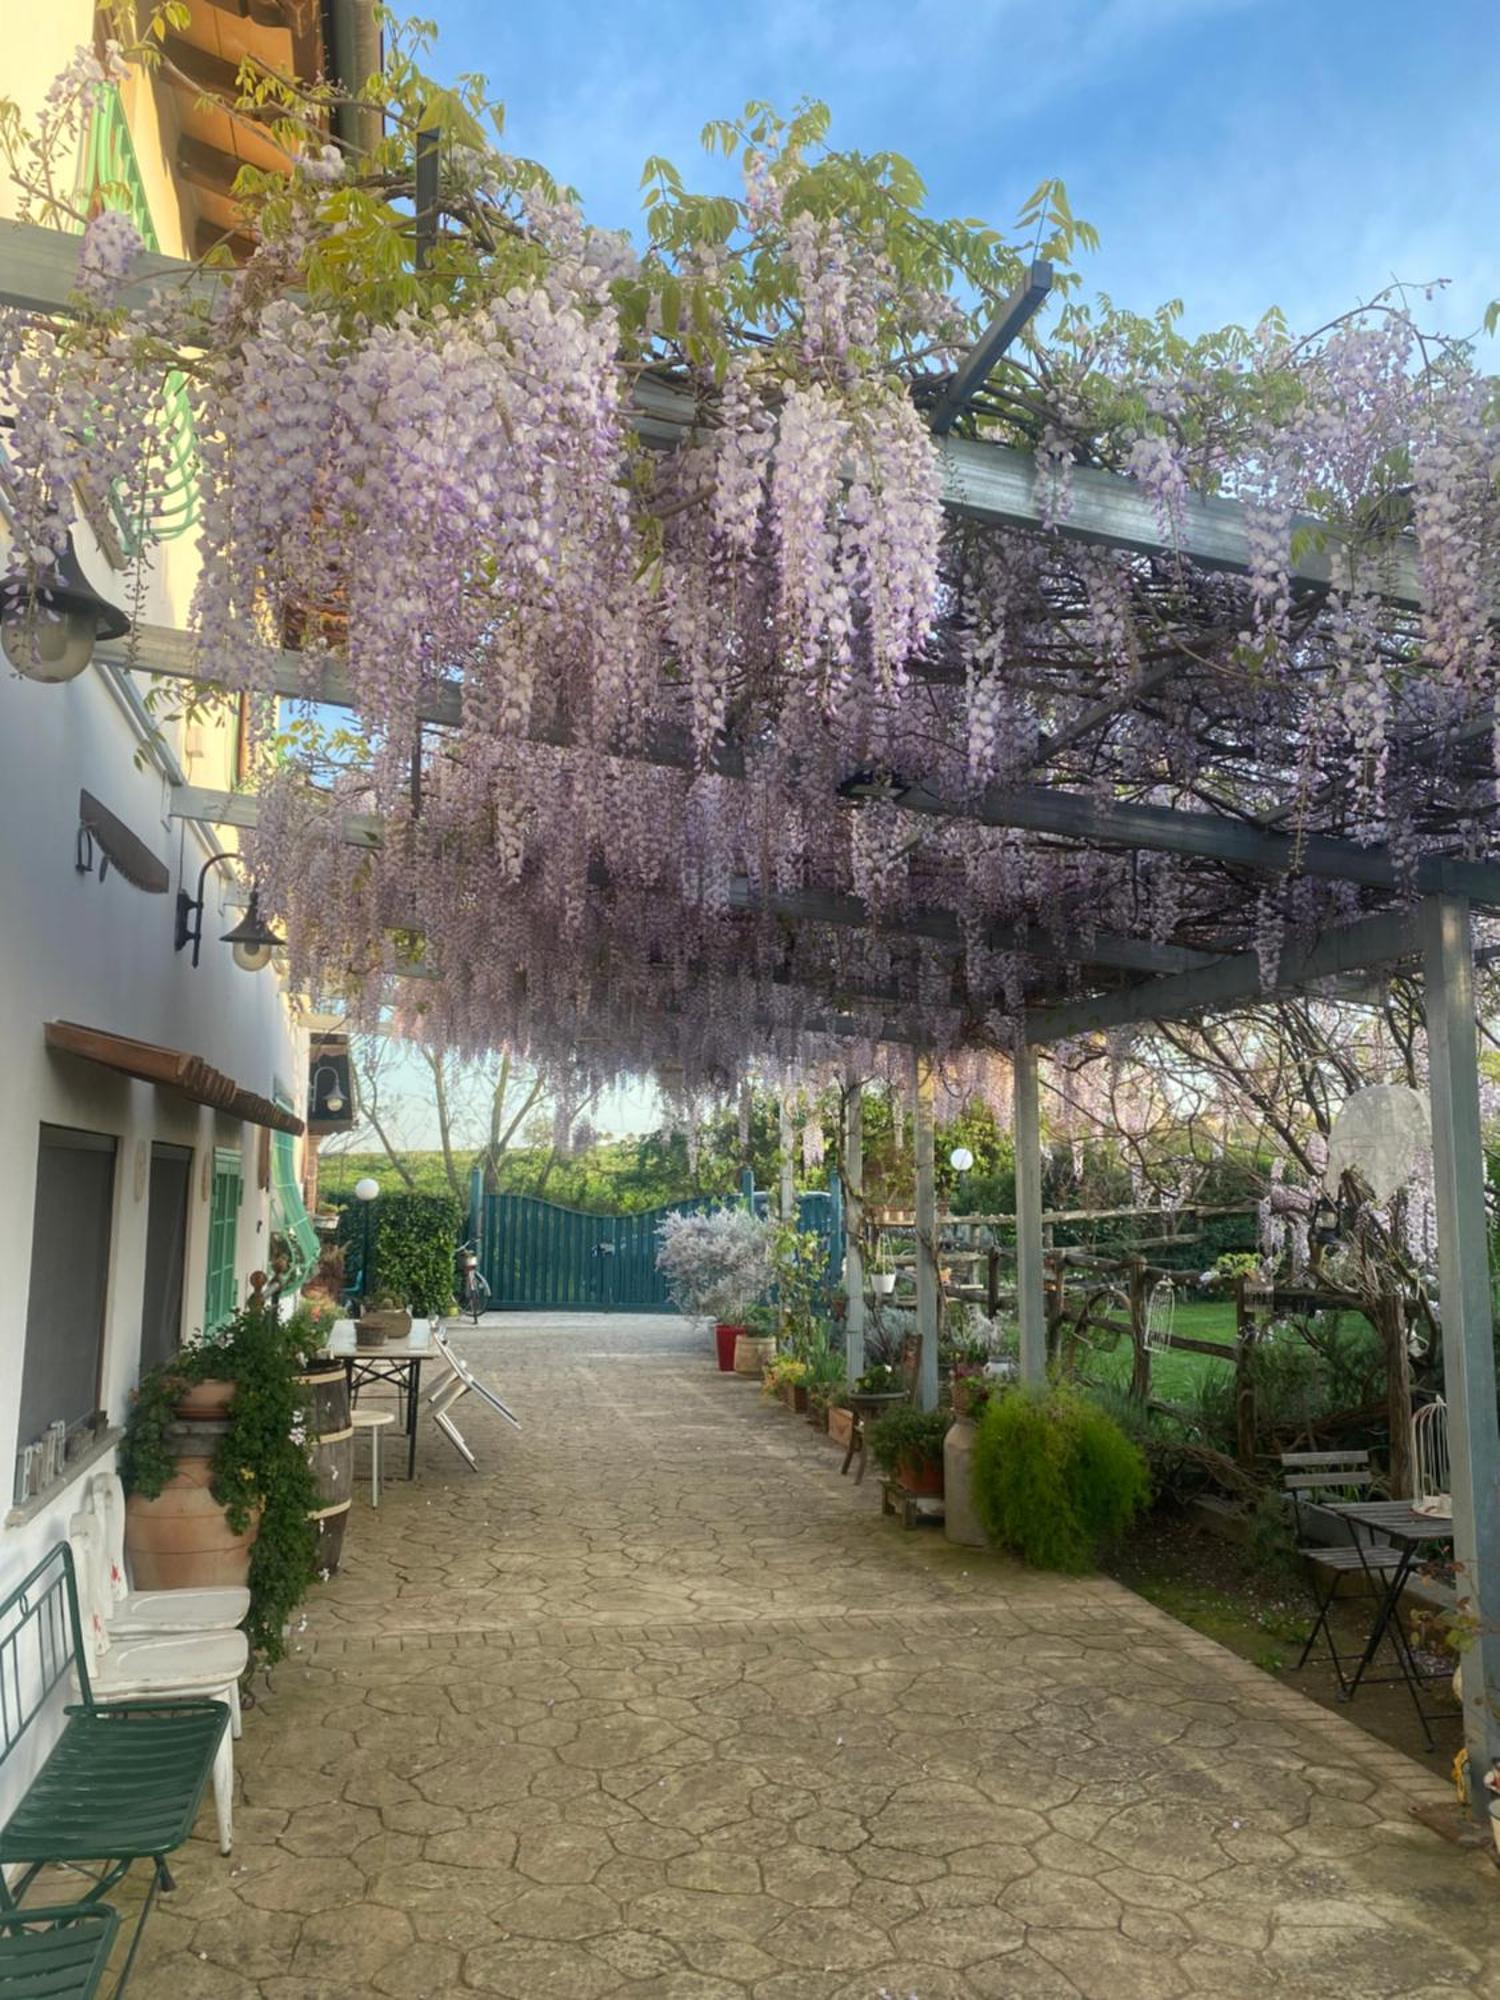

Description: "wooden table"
1325 1499 1457 1746
324 1323 434 1481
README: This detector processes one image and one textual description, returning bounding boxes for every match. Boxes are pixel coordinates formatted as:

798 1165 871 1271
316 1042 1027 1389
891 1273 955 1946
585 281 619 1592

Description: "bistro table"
1325 1498 1457 1747
324 1320 433 1481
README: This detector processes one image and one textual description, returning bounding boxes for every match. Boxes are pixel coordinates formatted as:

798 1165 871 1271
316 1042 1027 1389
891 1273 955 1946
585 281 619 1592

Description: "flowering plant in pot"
867 1406 950 1496
766 1353 811 1412
656 1207 773 1369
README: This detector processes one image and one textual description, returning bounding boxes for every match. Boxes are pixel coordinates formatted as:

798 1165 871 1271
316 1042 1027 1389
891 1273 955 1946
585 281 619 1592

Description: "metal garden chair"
0 1904 120 1999
426 1329 521 1469
0 1545 229 1997
1282 1449 1404 1694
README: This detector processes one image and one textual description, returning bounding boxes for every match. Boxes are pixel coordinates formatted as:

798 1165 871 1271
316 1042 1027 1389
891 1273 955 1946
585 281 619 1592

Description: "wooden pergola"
3 214 1496 1809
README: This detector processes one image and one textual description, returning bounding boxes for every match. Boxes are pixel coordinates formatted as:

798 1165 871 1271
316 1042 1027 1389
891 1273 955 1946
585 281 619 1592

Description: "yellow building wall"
0 3 239 794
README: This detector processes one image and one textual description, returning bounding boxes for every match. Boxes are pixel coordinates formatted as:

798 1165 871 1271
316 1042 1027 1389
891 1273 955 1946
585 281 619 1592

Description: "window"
205 1148 242 1331
140 1144 192 1371
271 1128 318 1292
17 1126 117 1453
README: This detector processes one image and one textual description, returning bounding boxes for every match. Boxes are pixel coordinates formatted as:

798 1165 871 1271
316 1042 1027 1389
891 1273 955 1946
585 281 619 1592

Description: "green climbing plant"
120 1301 322 1663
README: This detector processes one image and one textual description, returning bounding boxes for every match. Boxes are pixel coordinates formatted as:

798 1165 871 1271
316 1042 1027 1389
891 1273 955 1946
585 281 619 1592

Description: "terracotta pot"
125 1459 259 1590
714 1322 743 1372
828 1407 855 1448
172 1377 236 1421
780 1382 809 1414
734 1334 776 1376
896 1453 944 1498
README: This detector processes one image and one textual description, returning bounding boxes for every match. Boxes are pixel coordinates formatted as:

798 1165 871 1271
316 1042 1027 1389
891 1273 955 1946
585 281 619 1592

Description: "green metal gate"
475 1194 715 1311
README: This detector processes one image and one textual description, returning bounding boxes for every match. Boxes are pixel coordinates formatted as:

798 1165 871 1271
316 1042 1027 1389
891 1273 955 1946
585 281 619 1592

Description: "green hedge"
337 1191 463 1314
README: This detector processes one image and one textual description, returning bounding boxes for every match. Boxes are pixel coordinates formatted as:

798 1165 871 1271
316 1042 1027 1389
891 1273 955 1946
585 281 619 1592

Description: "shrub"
1191 1314 1381 1455
971 1387 1149 1572
867 1405 950 1477
655 1206 772 1319
337 1191 463 1314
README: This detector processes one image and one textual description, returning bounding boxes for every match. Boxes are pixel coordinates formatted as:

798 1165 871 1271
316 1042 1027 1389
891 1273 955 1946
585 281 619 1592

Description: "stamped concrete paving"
133 1312 1496 1999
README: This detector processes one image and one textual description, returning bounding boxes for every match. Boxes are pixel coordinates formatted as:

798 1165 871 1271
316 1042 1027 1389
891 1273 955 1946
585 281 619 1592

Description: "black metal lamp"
310 1062 346 1116
176 852 284 971
2 533 130 683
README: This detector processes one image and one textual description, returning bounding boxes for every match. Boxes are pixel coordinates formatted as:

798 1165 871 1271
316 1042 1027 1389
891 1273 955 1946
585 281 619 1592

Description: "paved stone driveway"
134 1313 1496 1999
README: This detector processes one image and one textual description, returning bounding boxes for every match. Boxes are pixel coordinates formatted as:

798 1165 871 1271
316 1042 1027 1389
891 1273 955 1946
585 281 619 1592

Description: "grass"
1080 1297 1238 1405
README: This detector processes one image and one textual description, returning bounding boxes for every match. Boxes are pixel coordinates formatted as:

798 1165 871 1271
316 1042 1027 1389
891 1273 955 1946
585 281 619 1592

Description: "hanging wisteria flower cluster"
4 30 1499 1096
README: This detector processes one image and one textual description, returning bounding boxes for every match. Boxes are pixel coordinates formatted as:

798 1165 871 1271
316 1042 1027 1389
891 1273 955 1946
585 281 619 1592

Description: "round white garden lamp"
949 1146 974 1173
353 1177 380 1308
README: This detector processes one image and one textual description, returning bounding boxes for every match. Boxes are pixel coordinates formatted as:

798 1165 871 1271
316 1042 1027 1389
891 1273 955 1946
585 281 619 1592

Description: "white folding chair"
426 1330 521 1469
68 1515 242 1853
91 1472 250 1638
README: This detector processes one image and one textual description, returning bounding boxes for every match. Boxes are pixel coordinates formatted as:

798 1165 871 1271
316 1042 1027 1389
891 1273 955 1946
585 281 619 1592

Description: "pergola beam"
927 260 1053 436
1024 905 1421 1043
876 779 1500 907
132 626 1500 905
0 218 1421 604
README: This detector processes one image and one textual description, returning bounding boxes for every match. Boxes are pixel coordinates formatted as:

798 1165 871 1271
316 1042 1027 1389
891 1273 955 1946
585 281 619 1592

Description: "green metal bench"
0 1544 229 1996
0 1906 119 1998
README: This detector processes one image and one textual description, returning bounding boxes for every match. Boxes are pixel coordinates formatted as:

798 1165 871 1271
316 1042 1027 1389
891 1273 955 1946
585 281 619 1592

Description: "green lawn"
1082 1297 1238 1406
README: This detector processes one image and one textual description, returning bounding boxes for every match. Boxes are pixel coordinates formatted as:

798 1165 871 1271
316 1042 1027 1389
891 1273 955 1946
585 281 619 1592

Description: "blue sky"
420 0 1500 346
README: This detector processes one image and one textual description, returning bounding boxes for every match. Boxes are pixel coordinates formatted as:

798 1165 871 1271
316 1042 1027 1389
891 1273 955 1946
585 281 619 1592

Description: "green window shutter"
272 1127 318 1292
69 85 199 548
205 1148 243 1331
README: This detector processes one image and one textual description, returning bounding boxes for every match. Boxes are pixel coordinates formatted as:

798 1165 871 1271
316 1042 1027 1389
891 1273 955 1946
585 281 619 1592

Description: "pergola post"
1421 893 1500 1815
912 1052 941 1411
843 1073 866 1384
1014 1042 1047 1386
778 1093 796 1222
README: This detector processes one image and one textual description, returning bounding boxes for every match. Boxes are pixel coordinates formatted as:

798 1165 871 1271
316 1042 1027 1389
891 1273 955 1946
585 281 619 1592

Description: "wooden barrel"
311 1500 351 1577
299 1364 354 1576
124 1457 259 1589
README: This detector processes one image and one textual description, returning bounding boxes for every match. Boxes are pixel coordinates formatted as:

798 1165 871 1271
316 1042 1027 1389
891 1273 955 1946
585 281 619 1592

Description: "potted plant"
805 1335 846 1432
827 1396 855 1449
870 1235 897 1297
357 1290 411 1345
766 1354 811 1413
120 1300 322 1661
867 1406 950 1497
656 1207 773 1370
734 1302 779 1377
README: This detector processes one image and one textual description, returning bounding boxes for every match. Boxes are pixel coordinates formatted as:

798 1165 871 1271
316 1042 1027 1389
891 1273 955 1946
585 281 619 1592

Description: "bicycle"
455 1241 491 1324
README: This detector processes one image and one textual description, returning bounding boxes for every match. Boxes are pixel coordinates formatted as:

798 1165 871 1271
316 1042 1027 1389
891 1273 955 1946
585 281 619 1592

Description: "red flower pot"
714 1322 744 1372
896 1453 944 1498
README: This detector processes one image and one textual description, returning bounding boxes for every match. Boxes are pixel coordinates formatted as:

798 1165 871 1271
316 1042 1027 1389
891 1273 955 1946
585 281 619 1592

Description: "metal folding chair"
1282 1449 1404 1696
425 1330 521 1469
